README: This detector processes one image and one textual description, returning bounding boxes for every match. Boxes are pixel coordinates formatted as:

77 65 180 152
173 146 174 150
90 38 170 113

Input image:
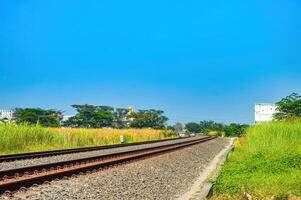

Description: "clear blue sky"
1 0 301 124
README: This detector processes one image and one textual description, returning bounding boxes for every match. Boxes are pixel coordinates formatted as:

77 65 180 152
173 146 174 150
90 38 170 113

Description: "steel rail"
0 136 216 194
0 137 186 163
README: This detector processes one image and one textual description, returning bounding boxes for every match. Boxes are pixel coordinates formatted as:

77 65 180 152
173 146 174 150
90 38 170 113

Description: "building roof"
255 103 276 106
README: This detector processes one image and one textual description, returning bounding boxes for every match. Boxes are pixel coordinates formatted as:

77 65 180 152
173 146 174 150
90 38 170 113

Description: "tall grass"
212 121 301 199
0 124 176 154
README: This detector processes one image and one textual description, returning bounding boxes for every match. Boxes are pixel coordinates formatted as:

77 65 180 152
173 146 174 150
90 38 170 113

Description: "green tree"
273 93 301 121
185 122 201 133
15 108 63 127
64 104 114 128
129 109 168 129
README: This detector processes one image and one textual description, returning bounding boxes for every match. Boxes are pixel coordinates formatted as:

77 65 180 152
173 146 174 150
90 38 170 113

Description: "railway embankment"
0 136 228 200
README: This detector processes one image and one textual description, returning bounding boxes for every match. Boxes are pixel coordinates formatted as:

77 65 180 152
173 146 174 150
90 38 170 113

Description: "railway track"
0 136 216 195
0 137 183 163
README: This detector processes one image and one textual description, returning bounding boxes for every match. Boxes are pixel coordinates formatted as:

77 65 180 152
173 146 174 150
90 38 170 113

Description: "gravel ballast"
0 137 228 200
0 136 206 171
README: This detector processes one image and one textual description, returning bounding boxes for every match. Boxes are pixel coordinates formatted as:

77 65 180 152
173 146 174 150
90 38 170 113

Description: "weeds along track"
0 136 216 194
0 137 183 163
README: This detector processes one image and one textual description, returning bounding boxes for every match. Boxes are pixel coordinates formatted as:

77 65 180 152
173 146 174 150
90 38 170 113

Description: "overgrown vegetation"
0 124 176 154
212 122 301 199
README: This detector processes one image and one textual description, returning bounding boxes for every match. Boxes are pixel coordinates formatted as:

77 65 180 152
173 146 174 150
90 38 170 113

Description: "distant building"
62 115 73 122
0 109 14 122
254 103 277 123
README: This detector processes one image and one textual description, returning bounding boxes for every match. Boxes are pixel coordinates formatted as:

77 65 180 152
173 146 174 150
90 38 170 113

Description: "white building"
0 109 14 121
62 115 73 122
254 103 277 123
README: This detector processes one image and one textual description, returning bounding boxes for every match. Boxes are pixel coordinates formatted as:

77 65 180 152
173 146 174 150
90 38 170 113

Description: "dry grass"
0 124 177 154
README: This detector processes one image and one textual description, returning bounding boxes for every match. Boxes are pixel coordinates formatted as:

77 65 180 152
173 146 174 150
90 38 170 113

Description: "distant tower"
254 103 277 123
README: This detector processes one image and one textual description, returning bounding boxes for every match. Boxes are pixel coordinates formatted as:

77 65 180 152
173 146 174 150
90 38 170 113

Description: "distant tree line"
13 104 169 129
12 106 249 136
183 120 249 137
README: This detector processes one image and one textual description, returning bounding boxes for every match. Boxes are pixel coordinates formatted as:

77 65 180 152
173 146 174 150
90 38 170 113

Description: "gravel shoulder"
0 136 206 171
1 137 229 200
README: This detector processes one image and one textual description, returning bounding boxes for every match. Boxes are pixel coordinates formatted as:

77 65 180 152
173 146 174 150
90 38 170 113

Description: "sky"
1 0 301 124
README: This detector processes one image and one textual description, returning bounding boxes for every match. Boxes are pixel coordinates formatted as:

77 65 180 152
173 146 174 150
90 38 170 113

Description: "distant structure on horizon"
0 109 14 122
254 103 277 123
62 115 73 122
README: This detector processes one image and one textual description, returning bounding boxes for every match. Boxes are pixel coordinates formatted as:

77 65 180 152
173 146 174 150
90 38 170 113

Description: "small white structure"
62 115 73 121
254 103 277 123
0 109 14 121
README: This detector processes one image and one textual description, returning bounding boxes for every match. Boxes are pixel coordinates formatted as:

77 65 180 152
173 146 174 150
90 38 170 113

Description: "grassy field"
0 124 177 154
212 121 301 199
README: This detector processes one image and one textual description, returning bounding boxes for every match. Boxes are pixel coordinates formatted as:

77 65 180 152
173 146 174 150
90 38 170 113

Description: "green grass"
212 121 301 199
0 123 177 154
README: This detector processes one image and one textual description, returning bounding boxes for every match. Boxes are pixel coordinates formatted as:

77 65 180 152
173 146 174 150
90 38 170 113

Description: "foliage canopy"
129 109 168 129
64 104 114 128
14 108 63 127
273 93 301 121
